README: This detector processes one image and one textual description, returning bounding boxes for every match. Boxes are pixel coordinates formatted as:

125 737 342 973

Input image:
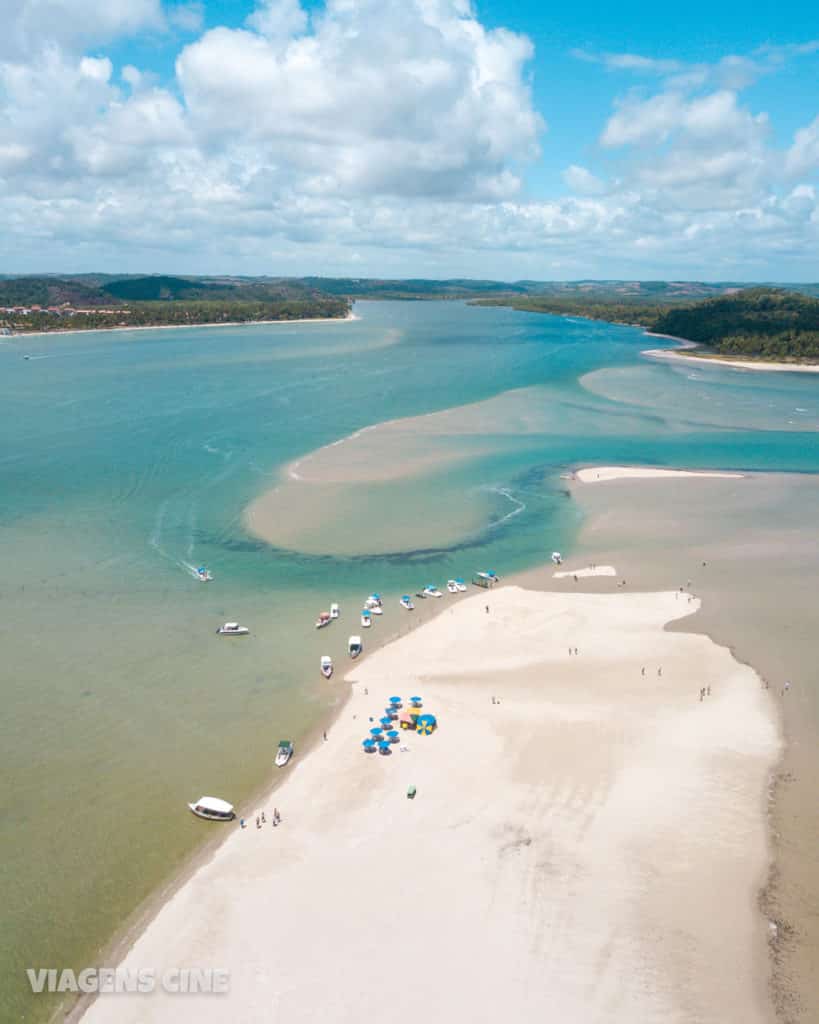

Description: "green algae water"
1 301 818 1021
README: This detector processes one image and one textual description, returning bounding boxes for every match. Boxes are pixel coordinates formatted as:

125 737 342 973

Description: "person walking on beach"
274 808 281 824
641 666 645 676
255 816 260 829
323 730 327 741
657 666 662 677
574 647 578 656
706 685 711 697
261 810 266 823
568 647 572 656
485 605 490 614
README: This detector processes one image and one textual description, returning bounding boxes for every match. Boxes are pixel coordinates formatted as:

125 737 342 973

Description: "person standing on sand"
706 685 711 696
641 666 645 676
574 647 579 655
486 605 489 614
658 667 662 677
323 730 327 741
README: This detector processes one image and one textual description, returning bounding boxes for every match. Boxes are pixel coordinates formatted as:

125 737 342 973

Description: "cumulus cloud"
0 2 817 277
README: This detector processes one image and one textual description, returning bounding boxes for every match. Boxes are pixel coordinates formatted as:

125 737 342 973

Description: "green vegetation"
0 276 350 333
477 287 819 363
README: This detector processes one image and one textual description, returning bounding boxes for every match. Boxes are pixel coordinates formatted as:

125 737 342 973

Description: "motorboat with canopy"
275 740 294 767
217 622 249 635
188 796 234 821
320 655 333 679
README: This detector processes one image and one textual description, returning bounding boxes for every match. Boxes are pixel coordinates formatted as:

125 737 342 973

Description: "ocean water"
1 300 818 1021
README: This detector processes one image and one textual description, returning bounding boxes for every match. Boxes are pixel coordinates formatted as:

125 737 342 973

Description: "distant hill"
653 288 819 360
0 277 118 307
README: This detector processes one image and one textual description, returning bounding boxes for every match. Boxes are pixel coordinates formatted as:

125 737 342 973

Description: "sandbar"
80 584 778 1024
553 564 617 578
643 347 819 374
575 466 744 484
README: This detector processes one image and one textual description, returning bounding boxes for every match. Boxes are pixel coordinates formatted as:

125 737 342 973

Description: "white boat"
330 603 340 619
195 566 213 582
188 796 235 821
315 612 331 629
476 570 499 585
217 622 249 636
348 635 362 658
454 578 467 592
551 551 563 565
275 740 294 767
364 596 383 614
423 585 443 598
399 595 415 610
320 655 333 679
361 609 372 627
446 579 459 594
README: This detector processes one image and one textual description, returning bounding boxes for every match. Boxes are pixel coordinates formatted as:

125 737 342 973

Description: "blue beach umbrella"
386 730 399 742
378 740 391 753
410 696 422 703
389 696 401 704
370 727 383 736
362 737 375 747
379 717 392 726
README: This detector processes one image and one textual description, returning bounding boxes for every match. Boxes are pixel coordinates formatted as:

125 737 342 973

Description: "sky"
1 0 818 280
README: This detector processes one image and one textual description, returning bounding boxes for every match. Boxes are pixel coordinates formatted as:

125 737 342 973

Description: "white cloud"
0 2 817 278
0 0 163 57
563 164 606 195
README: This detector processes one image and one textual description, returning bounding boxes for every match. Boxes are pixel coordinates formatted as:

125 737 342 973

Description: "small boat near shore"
361 609 372 627
188 796 235 821
446 580 459 594
365 595 383 614
217 622 249 636
423 585 443 598
348 635 362 658
275 740 294 767
551 551 563 565
475 570 500 587
400 595 415 610
320 655 333 679
195 566 213 582
315 612 331 629
454 578 467 592
330 603 340 619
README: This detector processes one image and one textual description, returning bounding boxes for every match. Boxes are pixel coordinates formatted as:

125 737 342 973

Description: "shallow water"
1 301 818 1021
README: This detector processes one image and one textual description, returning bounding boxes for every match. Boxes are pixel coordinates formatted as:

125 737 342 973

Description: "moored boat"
446 579 459 594
551 551 563 565
188 796 235 821
399 595 415 610
217 622 249 636
330 603 340 619
195 566 213 582
275 740 294 767
454 578 467 592
315 612 331 629
423 584 442 598
348 635 363 658
361 609 372 627
364 595 383 614
320 655 333 679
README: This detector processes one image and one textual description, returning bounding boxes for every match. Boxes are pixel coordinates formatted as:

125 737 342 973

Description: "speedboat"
454 578 467 592
476 570 499 585
551 551 563 565
188 796 235 821
315 612 331 629
361 609 372 628
348 635 362 658
320 655 333 679
364 596 383 614
423 585 442 598
446 580 459 594
217 622 249 636
415 590 427 599
330 603 340 619
275 740 294 767
195 566 213 582
400 595 415 610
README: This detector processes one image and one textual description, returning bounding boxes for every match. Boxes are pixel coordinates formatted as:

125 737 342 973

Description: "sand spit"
80 585 778 1024
643 347 819 374
12 312 358 341
553 564 617 578
576 466 744 484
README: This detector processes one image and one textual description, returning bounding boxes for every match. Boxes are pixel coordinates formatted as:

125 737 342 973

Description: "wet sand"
643 348 819 374
518 470 819 1024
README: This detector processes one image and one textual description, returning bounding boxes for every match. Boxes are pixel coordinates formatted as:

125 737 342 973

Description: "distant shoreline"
6 311 358 341
642 334 819 373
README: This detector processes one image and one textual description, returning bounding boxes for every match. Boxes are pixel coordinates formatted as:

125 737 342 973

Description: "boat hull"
188 804 235 821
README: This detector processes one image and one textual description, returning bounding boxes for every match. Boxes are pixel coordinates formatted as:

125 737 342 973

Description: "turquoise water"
1 300 818 1021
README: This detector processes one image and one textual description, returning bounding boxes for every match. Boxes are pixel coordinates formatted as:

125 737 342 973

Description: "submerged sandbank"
80 584 778 1024
576 466 744 484
553 564 617 578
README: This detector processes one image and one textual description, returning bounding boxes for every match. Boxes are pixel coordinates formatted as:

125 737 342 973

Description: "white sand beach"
80 585 778 1024
576 466 744 484
642 347 819 373
553 564 617 578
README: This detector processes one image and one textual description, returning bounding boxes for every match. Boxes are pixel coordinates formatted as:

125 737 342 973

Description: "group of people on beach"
239 808 281 830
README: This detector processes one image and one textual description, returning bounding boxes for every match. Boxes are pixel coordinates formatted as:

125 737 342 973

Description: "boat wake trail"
488 487 527 529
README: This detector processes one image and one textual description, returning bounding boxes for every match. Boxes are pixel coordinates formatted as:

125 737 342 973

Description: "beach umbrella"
416 714 437 736
379 716 392 726
362 738 376 749
370 727 383 736
378 740 391 755
386 730 399 742
389 696 401 704
410 695 422 704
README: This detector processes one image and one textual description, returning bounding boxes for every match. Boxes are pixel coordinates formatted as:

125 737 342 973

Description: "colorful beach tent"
416 714 437 735
398 710 415 730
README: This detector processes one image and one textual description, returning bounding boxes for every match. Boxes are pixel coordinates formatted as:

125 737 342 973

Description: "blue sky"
1 0 818 279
